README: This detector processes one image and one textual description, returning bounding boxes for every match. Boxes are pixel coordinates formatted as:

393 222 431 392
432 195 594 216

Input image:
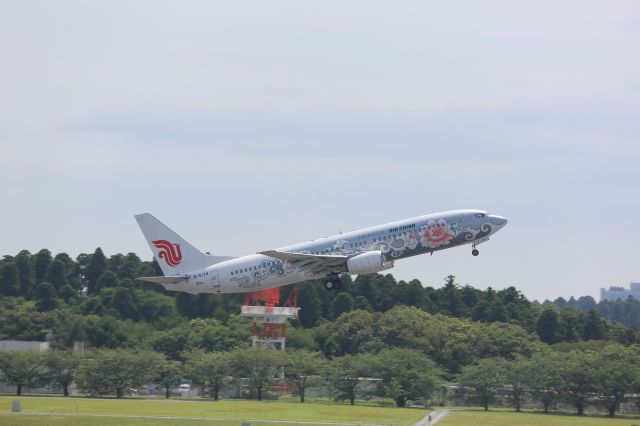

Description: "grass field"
438 409 640 426
0 396 426 426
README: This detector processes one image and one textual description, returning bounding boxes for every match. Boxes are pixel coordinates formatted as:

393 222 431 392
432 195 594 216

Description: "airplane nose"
490 215 508 227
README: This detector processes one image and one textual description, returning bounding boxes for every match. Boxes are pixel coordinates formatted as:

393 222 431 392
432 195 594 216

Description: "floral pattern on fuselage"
420 218 456 249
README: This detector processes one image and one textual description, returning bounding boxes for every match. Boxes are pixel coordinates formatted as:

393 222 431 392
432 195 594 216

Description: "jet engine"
347 251 394 275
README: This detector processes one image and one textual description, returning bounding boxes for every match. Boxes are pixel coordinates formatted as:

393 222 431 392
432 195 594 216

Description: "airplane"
135 210 507 294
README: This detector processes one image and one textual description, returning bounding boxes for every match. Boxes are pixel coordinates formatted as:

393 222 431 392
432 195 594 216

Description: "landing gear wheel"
334 279 343 291
472 248 479 256
324 274 343 291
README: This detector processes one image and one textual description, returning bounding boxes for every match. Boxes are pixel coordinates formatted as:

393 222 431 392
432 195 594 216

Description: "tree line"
457 344 640 417
551 295 640 330
1 249 637 349
0 346 439 407
2 342 639 416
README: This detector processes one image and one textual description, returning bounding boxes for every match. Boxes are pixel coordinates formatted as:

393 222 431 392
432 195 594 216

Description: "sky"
1 1 639 302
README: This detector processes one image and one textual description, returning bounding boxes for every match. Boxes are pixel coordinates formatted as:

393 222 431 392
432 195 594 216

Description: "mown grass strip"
0 397 424 426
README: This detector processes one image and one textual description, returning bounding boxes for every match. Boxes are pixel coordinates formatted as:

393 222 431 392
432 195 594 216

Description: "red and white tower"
240 287 299 351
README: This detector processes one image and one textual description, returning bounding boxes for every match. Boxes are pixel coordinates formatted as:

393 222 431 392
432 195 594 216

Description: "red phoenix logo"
152 240 183 267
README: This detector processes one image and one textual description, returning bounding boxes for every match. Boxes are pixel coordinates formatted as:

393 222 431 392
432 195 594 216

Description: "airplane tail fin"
135 213 233 276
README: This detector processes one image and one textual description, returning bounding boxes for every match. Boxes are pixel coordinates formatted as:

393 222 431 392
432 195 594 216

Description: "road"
413 410 449 426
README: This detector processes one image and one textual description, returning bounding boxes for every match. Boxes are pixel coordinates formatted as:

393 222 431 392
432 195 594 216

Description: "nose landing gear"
472 243 479 256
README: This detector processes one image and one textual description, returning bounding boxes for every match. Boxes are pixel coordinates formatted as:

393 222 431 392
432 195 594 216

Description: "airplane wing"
136 276 188 284
259 250 348 275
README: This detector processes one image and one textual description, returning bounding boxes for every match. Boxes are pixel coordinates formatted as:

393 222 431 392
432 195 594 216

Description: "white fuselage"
168 209 507 294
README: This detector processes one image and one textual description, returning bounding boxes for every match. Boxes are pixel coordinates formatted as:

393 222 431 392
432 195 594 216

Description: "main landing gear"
324 274 343 291
472 243 479 257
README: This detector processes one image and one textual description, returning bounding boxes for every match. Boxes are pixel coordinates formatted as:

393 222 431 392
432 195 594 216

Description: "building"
0 337 54 394
0 340 50 352
600 282 640 301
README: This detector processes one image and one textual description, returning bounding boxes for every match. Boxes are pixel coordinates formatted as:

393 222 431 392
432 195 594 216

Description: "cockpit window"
476 213 486 218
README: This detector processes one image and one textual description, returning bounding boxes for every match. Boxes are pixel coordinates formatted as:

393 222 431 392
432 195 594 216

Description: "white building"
600 282 640 301
0 340 50 352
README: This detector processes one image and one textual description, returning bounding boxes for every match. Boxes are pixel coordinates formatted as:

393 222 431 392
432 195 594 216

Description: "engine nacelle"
347 251 394 275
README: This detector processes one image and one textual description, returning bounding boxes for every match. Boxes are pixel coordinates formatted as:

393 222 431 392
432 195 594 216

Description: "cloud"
68 101 639 160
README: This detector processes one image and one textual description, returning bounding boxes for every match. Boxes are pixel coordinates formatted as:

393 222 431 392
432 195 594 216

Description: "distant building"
0 340 50 352
0 338 53 393
600 282 640 301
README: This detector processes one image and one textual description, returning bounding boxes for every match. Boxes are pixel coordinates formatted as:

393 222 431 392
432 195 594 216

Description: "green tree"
582 309 608 340
0 351 46 395
322 310 380 356
190 317 250 353
95 271 120 294
185 350 231 400
45 259 68 292
391 279 426 308
85 248 107 295
0 262 21 297
594 345 640 416
503 357 529 412
285 327 319 351
134 287 179 325
15 253 36 299
35 282 58 312
75 253 91 288
374 348 442 407
283 349 327 403
230 347 284 401
353 295 372 311
298 285 322 328
76 349 163 398
556 350 599 415
108 254 125 273
43 350 80 396
330 292 354 319
111 286 137 320
155 359 183 399
482 298 507 323
34 249 52 284
330 353 373 405
456 358 506 411
53 252 78 289
438 275 465 317
375 306 431 350
149 327 192 361
84 315 131 348
470 300 491 322
148 317 249 361
536 308 561 344
522 351 561 413
349 273 395 312
59 284 76 303
558 309 583 342
117 260 139 281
